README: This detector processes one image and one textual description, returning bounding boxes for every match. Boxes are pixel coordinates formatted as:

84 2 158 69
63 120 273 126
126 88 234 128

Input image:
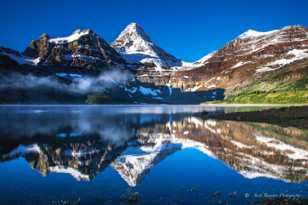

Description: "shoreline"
200 103 308 107
0 103 307 108
201 105 308 129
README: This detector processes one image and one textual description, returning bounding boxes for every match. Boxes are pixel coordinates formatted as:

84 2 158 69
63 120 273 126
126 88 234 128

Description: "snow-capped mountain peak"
49 28 93 44
121 22 149 38
238 28 279 39
112 22 182 70
112 22 155 56
119 22 151 43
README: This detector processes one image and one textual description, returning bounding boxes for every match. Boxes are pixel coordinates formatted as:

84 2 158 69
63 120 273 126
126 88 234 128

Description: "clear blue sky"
1 0 308 61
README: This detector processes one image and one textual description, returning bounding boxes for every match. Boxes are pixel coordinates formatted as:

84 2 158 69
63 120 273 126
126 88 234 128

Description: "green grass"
209 73 308 104
276 78 308 91
224 90 308 104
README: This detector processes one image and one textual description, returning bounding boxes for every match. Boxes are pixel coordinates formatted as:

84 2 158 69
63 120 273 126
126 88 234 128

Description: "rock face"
22 29 125 73
170 26 308 94
120 25 308 97
112 22 182 70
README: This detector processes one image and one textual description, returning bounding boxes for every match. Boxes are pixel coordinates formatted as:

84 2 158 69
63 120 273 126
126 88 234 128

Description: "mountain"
169 25 308 103
112 22 182 70
0 24 307 104
1 28 125 76
129 25 308 103
24 29 125 72
0 29 132 103
0 25 218 104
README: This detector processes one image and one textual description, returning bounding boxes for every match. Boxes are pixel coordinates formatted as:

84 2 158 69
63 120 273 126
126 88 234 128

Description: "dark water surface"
0 105 307 205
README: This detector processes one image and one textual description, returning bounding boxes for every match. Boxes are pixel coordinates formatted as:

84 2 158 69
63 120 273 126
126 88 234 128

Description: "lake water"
0 105 307 205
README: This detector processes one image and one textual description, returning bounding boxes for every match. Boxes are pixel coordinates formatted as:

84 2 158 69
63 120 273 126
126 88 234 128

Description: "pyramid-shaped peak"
125 22 143 31
126 22 139 29
112 22 182 68
118 22 151 41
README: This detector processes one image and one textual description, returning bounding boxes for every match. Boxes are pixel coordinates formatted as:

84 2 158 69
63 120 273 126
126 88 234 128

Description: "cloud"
0 69 133 94
74 69 133 93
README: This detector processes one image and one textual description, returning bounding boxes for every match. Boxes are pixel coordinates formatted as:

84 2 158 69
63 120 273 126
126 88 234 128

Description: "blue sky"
1 0 308 61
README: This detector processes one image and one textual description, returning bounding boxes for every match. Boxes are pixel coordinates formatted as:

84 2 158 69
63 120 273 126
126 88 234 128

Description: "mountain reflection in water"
0 105 307 205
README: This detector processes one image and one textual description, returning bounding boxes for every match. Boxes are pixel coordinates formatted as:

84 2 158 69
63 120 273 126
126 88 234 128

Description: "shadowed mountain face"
0 106 307 187
23 29 125 72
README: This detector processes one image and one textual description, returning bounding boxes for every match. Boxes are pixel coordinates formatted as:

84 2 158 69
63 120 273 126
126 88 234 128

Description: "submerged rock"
228 191 237 198
254 197 308 205
213 191 221 197
187 186 200 193
49 199 80 205
120 191 140 204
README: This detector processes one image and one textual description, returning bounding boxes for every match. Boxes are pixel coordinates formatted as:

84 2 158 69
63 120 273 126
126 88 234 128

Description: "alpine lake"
0 105 307 205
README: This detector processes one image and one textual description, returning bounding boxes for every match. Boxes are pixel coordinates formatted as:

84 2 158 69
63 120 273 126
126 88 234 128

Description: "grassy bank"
211 67 308 104
224 90 308 104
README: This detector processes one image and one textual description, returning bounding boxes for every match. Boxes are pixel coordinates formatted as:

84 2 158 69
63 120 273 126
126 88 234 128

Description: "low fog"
0 69 133 94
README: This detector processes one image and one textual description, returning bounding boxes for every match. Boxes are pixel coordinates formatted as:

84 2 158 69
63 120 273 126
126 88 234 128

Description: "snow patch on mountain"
239 29 279 39
49 29 91 43
178 52 216 70
0 49 40 65
231 61 252 69
139 86 161 96
226 26 308 57
268 49 308 66
256 48 308 73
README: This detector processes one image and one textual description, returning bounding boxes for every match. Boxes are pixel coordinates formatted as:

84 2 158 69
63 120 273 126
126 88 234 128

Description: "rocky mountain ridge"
0 24 307 103
169 25 308 94
24 29 125 73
